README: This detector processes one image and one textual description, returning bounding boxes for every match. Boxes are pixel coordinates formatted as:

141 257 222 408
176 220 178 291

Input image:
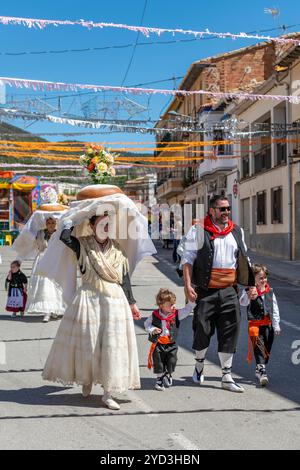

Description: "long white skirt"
26 253 66 316
42 284 141 394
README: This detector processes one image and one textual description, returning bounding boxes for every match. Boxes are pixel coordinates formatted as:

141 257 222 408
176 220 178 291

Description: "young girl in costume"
145 288 195 391
240 264 281 386
5 260 28 317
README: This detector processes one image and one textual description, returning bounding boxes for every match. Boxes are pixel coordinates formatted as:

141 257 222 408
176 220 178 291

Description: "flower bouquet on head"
79 144 117 184
57 193 69 206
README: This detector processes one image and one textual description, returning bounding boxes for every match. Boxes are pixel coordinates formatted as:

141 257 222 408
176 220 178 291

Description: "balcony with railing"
198 145 236 178
156 176 184 200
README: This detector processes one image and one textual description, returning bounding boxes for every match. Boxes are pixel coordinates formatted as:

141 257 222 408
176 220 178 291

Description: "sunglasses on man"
213 206 231 212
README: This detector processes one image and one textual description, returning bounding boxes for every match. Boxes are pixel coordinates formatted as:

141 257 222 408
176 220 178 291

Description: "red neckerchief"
153 308 177 331
202 215 235 240
256 283 271 297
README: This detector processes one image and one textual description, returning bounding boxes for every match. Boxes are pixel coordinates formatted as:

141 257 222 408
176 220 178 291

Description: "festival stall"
0 172 41 238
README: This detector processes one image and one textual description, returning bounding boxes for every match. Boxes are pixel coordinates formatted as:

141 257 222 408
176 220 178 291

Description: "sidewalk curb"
268 273 300 287
248 250 300 287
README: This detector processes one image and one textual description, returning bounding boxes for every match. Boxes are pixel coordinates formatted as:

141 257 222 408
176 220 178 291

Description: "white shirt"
181 222 248 269
239 289 281 331
144 301 196 336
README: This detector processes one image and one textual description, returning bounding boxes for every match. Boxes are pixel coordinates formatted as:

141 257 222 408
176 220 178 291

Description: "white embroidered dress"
25 230 66 316
42 236 140 394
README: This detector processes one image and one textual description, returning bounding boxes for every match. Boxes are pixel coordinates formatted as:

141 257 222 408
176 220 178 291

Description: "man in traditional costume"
39 185 156 410
182 195 255 392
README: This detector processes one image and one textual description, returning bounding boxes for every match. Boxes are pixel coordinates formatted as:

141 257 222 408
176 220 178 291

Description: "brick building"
155 34 300 226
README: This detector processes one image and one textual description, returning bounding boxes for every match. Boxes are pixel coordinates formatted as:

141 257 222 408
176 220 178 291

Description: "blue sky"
0 0 300 145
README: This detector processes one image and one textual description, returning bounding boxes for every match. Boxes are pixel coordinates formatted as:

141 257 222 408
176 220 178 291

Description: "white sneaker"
43 314 51 323
163 374 173 388
102 393 120 410
255 366 269 387
51 313 59 320
154 376 165 391
82 384 92 397
259 374 269 387
221 376 245 393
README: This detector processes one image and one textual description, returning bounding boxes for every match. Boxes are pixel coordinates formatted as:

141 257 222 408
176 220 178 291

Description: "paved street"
0 244 299 450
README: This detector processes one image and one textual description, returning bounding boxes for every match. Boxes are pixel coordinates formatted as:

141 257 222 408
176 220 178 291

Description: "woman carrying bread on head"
39 185 156 410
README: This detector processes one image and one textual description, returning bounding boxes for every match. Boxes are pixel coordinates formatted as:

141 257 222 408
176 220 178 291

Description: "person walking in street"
39 184 156 411
12 203 68 322
182 195 255 392
240 263 281 386
5 260 28 317
145 288 195 391
25 217 63 322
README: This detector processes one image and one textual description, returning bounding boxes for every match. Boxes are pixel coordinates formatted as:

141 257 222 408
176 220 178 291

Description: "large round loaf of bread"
38 203 68 212
76 184 123 201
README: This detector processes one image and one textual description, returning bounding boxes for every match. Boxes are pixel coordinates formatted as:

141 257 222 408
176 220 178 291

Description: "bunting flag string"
0 76 299 103
0 163 82 168
0 137 299 151
2 107 300 138
0 15 299 47
0 150 240 162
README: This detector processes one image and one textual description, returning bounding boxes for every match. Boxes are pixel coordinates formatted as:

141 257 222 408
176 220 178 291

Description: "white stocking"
218 352 234 382
195 348 208 373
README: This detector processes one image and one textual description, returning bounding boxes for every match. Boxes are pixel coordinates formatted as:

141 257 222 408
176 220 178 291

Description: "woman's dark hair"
89 215 98 226
89 211 109 226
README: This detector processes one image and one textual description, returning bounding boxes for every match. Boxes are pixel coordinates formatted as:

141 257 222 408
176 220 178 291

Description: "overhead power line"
0 23 298 57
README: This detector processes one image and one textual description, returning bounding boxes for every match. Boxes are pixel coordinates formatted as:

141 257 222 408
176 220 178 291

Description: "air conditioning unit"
208 180 217 192
218 175 227 190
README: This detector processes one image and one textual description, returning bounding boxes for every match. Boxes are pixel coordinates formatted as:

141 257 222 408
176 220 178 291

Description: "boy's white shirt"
239 289 281 331
144 301 196 336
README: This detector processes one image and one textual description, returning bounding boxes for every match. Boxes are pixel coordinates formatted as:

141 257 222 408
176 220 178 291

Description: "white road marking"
281 319 300 332
0 342 6 365
169 433 200 450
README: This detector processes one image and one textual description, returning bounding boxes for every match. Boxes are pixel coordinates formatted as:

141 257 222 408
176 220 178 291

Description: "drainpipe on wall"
284 76 293 260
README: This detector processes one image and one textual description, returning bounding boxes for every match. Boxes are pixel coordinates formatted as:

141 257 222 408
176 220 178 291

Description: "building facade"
154 40 278 226
231 42 300 259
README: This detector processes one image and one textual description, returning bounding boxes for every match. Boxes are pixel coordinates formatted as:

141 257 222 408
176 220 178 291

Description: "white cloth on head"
12 204 68 260
38 192 157 305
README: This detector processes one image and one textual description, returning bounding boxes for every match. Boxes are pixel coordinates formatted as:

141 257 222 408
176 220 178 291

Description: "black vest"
247 289 274 321
148 310 180 344
192 225 255 290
